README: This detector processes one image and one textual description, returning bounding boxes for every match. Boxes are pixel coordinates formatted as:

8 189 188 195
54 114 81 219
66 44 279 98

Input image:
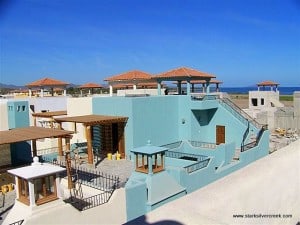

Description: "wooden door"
216 125 225 145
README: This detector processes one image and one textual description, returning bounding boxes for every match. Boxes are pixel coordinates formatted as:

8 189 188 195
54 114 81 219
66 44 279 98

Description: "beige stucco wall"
66 97 93 144
0 100 9 130
249 91 283 109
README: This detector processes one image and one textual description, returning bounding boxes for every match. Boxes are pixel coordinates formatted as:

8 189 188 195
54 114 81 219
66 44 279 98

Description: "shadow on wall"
124 215 184 225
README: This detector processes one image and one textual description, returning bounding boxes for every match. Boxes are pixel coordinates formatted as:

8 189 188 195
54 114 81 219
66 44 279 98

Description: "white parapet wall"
117 89 165 96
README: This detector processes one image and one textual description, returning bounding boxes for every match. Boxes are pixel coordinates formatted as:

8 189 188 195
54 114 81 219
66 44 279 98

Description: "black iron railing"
68 190 114 211
165 151 207 162
241 125 268 152
188 140 216 149
9 219 24 225
160 141 182 150
219 97 262 129
184 158 210 173
165 151 210 173
191 94 218 101
42 157 120 191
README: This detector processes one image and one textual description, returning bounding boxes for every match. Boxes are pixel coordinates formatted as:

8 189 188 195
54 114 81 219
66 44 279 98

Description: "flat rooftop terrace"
128 139 300 225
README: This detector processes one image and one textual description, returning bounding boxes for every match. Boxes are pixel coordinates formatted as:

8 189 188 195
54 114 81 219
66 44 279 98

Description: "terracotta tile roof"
26 77 69 87
79 83 104 88
0 126 74 145
105 70 152 82
154 67 216 80
112 82 162 89
257 80 279 86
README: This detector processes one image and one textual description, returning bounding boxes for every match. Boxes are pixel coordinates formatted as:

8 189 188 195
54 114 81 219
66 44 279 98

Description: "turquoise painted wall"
123 95 270 222
7 101 30 129
92 97 134 153
126 178 147 221
92 96 180 156
131 96 179 147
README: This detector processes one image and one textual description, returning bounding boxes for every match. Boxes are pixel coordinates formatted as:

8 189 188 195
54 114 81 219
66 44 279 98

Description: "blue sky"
1 0 299 86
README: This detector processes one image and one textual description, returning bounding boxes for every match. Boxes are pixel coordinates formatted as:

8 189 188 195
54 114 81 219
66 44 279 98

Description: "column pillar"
206 80 210 94
57 122 63 157
63 89 67 96
148 155 153 175
32 140 37 157
109 85 113 96
29 89 32 97
28 180 36 207
187 80 191 95
177 81 182 95
85 125 94 165
157 81 162 95
40 88 44 97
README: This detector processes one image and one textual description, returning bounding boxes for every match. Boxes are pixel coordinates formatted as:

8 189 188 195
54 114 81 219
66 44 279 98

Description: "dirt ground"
229 94 294 109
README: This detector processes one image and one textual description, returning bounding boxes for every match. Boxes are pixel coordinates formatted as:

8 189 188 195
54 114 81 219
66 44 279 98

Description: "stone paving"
0 190 16 223
93 158 134 187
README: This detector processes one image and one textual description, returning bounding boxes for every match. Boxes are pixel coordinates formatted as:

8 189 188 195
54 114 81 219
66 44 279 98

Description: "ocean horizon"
168 86 300 95
219 86 300 95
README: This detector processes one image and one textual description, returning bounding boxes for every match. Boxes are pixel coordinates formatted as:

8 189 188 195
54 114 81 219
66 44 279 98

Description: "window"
18 177 29 205
251 98 258 106
152 153 164 173
135 153 149 173
34 175 57 205
17 105 21 112
261 98 264 105
22 105 26 111
8 106 13 111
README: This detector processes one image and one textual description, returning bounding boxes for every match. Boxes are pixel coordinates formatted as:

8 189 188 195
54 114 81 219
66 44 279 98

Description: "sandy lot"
229 94 293 109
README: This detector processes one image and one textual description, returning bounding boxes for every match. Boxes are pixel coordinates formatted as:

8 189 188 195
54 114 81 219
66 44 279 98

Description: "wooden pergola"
32 110 68 128
0 126 74 160
55 115 128 164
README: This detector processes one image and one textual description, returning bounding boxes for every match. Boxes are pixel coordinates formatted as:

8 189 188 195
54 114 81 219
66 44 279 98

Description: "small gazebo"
257 80 279 92
153 67 216 95
79 82 104 96
26 77 69 97
178 79 223 93
104 70 152 96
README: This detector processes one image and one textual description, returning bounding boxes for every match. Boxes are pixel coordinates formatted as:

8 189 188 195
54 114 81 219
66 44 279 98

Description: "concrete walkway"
129 139 300 225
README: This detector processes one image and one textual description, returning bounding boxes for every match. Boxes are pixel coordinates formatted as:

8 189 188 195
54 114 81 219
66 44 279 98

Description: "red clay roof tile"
26 77 69 87
79 83 103 88
154 67 216 80
257 80 279 86
105 70 152 82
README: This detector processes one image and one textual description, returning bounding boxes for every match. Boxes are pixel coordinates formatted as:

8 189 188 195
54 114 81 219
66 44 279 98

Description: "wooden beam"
85 125 94 165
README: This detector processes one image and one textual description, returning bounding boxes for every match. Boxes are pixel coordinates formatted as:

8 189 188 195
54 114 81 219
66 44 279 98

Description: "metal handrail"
71 190 113 211
165 151 207 162
219 97 262 129
188 140 216 149
9 219 24 225
184 158 210 173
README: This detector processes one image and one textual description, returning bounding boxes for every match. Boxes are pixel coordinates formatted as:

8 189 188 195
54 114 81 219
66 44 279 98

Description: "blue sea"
219 87 300 95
